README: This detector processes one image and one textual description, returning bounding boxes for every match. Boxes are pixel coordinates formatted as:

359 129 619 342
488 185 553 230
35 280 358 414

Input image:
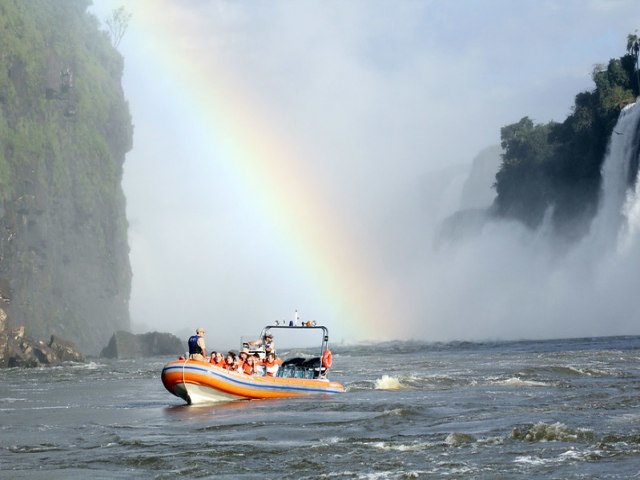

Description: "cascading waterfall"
586 102 640 252
616 103 640 252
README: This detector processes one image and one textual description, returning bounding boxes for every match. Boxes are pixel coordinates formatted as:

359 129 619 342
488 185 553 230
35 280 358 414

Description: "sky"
89 0 640 349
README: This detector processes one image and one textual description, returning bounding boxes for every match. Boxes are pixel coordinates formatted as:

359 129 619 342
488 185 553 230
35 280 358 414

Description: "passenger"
187 327 207 361
224 352 236 370
234 349 248 373
211 351 226 368
233 357 244 373
209 351 217 363
253 354 265 376
264 351 281 377
242 354 256 375
249 333 275 354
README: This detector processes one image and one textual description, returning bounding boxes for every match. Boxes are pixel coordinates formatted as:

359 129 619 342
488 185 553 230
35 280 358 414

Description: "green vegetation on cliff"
494 34 640 235
0 0 133 353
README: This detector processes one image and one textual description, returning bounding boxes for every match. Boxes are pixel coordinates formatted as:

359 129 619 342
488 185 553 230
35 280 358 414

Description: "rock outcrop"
0 307 85 367
100 331 183 359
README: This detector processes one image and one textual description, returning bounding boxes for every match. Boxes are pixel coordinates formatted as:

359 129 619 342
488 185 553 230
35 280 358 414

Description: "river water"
1 335 640 479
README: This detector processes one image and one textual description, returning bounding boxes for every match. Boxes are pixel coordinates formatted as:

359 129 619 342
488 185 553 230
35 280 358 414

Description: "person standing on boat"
249 333 275 354
188 327 207 361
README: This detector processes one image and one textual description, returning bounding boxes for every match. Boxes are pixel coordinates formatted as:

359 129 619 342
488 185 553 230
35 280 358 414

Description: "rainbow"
104 1 402 341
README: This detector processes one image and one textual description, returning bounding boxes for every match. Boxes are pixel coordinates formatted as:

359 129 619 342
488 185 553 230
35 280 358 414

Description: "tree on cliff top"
628 32 640 94
105 6 131 49
493 34 639 237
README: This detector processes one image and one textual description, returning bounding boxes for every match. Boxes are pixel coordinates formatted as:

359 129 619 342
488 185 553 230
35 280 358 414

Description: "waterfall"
618 104 640 252
588 102 640 251
412 100 640 341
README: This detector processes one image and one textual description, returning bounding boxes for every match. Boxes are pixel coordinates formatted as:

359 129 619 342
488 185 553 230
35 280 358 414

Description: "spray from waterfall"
410 101 640 341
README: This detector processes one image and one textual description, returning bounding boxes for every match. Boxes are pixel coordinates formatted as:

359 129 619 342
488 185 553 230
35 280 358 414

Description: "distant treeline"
493 34 640 237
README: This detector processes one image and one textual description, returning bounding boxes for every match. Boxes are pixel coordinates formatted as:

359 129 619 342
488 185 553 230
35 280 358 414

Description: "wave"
334 335 640 356
444 432 477 446
344 374 405 391
511 422 596 443
345 372 478 392
0 397 27 403
374 375 403 390
598 433 640 445
492 377 550 387
363 440 437 452
517 364 626 378
513 455 553 466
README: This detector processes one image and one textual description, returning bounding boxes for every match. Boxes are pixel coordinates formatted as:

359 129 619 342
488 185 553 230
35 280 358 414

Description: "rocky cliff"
0 306 85 367
0 0 132 353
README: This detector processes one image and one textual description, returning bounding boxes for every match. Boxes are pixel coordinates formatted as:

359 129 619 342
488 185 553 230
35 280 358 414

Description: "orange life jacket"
264 358 281 377
212 358 226 368
242 362 254 375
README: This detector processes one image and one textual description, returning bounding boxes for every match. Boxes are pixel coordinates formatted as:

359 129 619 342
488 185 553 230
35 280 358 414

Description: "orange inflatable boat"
161 325 345 404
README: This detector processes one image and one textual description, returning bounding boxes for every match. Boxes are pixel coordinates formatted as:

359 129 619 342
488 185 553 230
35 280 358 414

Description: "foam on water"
513 455 551 466
493 377 550 387
374 374 403 390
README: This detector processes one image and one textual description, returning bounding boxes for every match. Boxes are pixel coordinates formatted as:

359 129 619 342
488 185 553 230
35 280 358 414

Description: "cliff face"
0 0 132 354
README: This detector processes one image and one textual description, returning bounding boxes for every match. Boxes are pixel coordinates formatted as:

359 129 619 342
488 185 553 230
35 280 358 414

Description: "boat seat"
281 357 306 367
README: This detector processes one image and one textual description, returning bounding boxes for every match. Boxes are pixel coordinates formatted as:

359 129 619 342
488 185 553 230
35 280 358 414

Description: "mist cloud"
90 0 640 346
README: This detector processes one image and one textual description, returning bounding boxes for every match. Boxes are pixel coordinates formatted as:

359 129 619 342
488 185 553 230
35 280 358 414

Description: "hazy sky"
90 0 640 348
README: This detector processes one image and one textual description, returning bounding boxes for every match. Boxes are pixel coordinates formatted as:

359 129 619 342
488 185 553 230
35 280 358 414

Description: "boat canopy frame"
258 324 331 360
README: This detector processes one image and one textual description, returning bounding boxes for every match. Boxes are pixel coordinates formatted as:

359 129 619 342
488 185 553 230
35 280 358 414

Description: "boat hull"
161 359 345 405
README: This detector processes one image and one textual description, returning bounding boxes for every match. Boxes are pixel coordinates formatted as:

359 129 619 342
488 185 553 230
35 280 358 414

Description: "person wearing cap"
187 327 207 361
249 333 275 354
